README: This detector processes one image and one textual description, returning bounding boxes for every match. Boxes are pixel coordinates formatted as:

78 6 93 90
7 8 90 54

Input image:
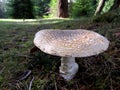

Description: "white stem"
59 57 78 81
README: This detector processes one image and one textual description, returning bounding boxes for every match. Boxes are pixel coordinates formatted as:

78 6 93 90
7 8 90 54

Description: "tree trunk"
0 2 4 18
109 0 120 11
0 9 3 18
94 0 106 16
58 0 69 18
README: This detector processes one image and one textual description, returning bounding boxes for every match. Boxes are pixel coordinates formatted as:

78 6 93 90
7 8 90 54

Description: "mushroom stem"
59 57 78 81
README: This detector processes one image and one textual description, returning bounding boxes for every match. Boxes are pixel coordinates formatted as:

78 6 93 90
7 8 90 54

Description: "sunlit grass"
0 18 89 25
0 18 65 25
0 19 37 22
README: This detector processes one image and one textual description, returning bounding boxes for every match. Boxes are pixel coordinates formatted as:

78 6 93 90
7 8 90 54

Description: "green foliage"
71 0 95 17
93 8 120 22
0 76 4 86
32 0 50 18
48 0 58 18
102 0 114 13
32 79 50 90
8 0 34 19
0 2 4 18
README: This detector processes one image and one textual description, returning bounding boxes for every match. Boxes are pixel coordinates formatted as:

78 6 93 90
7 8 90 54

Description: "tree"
49 0 58 18
94 0 106 15
0 0 8 18
0 9 3 18
33 0 50 18
0 1 3 18
58 0 69 18
8 0 34 19
71 0 94 17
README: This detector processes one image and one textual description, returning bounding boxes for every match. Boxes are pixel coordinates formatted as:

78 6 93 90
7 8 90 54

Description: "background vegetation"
8 0 34 19
0 0 117 19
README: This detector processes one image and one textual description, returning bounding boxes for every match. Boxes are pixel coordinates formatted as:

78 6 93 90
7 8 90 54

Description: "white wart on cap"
34 29 109 57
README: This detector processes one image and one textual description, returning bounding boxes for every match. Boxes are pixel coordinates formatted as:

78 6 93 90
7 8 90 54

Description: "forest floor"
0 18 120 90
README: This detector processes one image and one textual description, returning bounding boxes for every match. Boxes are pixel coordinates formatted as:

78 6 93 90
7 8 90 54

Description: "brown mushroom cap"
34 29 109 57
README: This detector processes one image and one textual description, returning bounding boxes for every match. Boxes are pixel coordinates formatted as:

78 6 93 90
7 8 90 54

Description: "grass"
0 18 120 90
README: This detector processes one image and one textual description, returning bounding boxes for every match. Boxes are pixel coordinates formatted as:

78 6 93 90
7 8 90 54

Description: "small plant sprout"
33 29 109 81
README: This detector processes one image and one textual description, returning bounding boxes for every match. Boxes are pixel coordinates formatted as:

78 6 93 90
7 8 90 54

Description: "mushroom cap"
34 29 109 57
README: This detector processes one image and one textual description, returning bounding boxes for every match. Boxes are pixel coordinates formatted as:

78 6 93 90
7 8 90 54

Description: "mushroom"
33 29 109 81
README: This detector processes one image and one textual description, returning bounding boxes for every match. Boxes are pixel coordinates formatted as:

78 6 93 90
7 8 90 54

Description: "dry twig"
28 76 34 90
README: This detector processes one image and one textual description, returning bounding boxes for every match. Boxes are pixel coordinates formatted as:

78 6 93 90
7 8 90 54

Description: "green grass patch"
0 18 120 90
